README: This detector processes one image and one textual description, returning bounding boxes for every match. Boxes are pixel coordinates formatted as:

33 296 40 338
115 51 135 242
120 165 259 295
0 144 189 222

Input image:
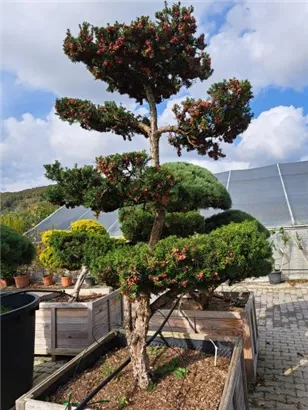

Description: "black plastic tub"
1 292 40 410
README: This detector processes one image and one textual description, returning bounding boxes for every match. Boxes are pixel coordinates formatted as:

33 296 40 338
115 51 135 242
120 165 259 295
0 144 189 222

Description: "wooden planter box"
150 291 258 387
35 289 123 356
16 330 249 410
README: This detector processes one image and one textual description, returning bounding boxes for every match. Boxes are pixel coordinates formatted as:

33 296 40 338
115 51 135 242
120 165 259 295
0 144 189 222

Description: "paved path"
232 283 308 410
31 283 308 410
33 357 68 386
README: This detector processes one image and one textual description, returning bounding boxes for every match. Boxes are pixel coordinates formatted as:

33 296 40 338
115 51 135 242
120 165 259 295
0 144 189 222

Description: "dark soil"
165 294 248 312
49 346 230 410
45 293 105 303
287 279 308 287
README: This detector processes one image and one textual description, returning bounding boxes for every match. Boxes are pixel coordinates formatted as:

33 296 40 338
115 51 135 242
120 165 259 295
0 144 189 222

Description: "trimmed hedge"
101 220 273 298
119 208 205 242
162 162 232 212
203 209 270 237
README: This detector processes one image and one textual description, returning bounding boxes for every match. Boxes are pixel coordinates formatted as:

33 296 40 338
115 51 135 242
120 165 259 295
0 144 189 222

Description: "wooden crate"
150 291 258 387
35 290 123 356
16 331 249 410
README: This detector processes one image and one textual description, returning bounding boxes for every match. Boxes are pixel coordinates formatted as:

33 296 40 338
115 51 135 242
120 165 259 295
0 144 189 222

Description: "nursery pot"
268 270 282 285
14 273 30 289
0 278 10 289
61 276 72 287
43 275 54 286
84 277 95 287
1 292 40 410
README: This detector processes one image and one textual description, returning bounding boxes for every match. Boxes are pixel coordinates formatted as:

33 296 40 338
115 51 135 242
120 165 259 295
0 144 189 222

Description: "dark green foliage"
48 230 114 271
162 162 231 212
110 220 272 299
61 3 212 105
89 242 141 288
44 161 119 213
119 208 205 242
45 152 175 214
204 209 270 237
45 228 120 287
119 162 231 242
1 225 36 277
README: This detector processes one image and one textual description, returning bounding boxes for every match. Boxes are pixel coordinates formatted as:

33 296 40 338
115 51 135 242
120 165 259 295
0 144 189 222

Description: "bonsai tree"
44 2 254 388
1 225 36 279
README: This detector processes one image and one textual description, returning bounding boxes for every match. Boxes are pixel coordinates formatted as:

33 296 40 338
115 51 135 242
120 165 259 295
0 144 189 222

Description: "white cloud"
1 1 212 104
1 104 307 191
0 109 147 192
237 106 308 165
189 1 308 98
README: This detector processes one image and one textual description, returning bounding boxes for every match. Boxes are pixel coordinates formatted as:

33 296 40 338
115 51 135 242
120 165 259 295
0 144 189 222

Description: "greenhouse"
27 160 308 277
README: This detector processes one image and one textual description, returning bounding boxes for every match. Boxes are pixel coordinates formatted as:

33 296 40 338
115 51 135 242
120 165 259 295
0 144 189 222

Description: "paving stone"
246 286 308 409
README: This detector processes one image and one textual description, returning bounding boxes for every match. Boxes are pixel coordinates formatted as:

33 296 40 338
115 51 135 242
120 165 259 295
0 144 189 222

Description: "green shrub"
114 220 273 299
119 208 205 242
70 219 108 235
42 229 115 275
39 246 63 269
1 225 36 277
204 209 270 237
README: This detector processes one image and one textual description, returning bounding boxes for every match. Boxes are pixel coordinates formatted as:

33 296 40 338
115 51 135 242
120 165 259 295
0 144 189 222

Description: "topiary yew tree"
119 161 232 241
44 2 253 389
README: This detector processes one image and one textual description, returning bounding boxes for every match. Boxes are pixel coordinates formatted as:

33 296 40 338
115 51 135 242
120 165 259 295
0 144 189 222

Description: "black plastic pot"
1 292 40 410
268 270 282 285
84 277 95 287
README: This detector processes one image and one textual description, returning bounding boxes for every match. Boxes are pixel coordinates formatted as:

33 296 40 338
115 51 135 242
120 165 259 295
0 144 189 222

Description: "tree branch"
55 98 151 139
157 125 181 136
149 289 178 316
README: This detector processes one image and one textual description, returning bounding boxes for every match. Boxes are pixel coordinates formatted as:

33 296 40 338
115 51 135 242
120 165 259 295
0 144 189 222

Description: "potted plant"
1 225 35 289
268 268 282 284
61 271 72 287
0 272 13 289
268 229 287 284
42 271 54 286
14 268 31 289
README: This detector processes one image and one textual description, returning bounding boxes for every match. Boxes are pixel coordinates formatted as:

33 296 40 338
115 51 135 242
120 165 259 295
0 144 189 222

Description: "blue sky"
1 0 308 192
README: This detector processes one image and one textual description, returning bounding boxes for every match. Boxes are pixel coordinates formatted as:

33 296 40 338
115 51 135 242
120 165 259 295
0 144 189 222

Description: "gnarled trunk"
124 294 151 388
190 287 215 310
71 265 88 301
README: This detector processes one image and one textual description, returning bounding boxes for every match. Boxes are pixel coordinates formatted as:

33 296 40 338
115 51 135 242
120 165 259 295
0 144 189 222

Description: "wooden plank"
51 307 56 351
146 330 237 343
87 300 94 345
56 309 88 317
241 310 255 385
56 329 88 338
56 339 88 348
16 330 119 406
40 302 90 308
155 309 243 319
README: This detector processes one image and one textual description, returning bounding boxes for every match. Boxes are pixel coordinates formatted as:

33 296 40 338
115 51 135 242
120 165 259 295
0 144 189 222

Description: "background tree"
44 2 254 388
1 225 36 278
39 220 119 300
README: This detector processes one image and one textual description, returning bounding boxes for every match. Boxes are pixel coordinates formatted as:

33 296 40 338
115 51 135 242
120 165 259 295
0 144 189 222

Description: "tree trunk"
191 287 215 310
123 85 165 389
148 208 165 250
124 294 151 389
71 265 88 301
